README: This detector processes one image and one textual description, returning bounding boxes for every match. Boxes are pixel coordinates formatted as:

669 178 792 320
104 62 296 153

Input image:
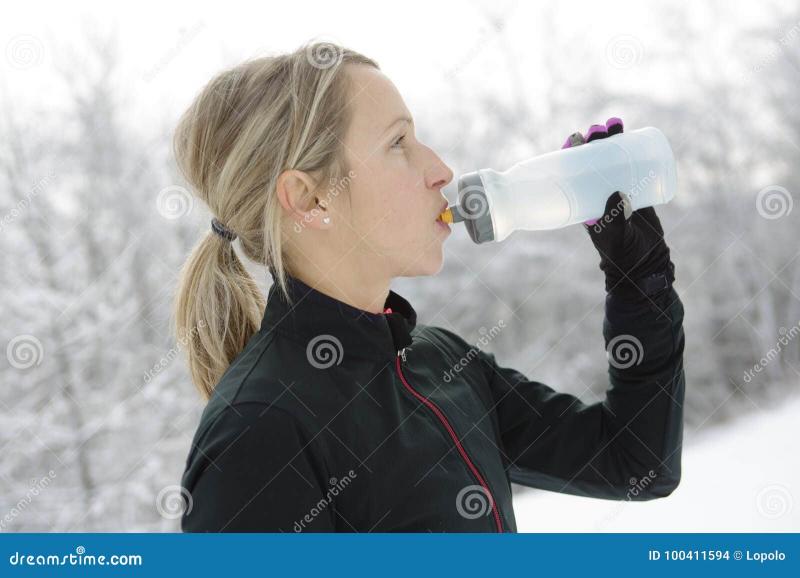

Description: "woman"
173 42 685 532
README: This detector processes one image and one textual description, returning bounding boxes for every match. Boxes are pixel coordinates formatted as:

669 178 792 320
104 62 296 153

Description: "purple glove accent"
585 124 608 142
606 117 623 135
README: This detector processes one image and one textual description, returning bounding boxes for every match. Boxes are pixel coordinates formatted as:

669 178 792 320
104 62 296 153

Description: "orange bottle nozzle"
439 206 465 224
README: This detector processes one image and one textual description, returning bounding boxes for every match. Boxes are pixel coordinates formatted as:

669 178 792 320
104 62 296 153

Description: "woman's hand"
562 118 675 300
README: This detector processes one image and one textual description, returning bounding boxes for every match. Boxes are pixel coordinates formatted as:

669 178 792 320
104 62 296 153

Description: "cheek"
386 181 431 238
352 159 433 250
364 172 419 227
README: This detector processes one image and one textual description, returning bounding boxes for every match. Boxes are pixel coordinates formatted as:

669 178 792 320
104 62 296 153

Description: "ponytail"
173 231 265 400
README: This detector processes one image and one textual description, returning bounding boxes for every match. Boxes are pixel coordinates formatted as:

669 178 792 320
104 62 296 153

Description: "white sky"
2 0 783 125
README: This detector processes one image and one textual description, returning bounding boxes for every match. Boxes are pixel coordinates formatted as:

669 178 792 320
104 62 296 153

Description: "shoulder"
412 323 499 378
414 323 497 361
182 327 324 473
195 326 316 432
413 323 506 381
414 323 472 351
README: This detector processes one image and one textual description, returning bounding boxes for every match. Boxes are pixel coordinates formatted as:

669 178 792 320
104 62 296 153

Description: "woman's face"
331 64 454 278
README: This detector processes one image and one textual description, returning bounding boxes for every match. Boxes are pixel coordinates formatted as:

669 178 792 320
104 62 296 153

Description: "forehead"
345 65 410 137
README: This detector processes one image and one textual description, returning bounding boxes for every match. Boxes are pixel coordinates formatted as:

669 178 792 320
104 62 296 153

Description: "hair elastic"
211 217 237 241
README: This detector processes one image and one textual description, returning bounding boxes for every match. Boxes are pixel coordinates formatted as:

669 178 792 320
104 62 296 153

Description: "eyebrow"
382 115 413 136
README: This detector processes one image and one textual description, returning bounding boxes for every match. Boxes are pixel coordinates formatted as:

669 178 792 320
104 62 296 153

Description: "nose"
425 156 454 191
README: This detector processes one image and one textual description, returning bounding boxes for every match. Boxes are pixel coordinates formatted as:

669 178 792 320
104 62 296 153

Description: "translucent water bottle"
439 126 677 244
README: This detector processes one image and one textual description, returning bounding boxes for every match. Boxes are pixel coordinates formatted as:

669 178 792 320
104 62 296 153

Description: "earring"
322 216 331 224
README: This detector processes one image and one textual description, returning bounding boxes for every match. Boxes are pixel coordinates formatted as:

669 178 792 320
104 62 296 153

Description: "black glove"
562 118 675 301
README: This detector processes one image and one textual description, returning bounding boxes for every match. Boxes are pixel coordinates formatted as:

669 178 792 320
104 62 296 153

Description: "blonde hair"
172 42 379 400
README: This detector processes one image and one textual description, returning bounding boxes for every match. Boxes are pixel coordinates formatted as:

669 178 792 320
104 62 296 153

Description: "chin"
413 250 445 277
396 235 446 277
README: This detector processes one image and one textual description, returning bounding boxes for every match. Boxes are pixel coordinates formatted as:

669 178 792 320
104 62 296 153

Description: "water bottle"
439 126 677 244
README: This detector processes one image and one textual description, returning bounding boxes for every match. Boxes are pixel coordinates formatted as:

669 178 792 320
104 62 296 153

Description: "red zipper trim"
394 353 504 533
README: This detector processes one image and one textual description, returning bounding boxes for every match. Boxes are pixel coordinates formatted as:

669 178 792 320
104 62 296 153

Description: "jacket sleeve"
480 286 685 500
181 404 336 532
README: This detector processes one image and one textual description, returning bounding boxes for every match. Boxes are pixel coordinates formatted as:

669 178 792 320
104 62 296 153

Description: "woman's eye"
391 134 406 148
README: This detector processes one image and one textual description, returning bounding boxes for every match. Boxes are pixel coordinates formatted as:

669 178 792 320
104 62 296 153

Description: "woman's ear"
276 169 331 229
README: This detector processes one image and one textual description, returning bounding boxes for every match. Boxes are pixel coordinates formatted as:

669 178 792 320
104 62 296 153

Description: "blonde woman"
173 42 685 532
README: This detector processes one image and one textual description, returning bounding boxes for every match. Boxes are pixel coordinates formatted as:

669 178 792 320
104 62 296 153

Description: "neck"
289 267 391 315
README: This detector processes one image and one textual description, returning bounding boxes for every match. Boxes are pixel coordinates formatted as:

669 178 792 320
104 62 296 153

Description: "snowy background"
1 0 798 531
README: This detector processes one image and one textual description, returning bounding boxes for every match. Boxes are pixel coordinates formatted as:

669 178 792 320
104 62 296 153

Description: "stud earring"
322 216 331 224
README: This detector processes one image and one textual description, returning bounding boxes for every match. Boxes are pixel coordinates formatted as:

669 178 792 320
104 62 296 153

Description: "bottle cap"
457 171 496 244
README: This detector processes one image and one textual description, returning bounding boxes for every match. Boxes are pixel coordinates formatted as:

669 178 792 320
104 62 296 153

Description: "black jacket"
181 272 685 532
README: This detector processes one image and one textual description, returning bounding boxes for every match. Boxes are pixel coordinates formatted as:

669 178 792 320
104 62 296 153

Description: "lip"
435 200 448 221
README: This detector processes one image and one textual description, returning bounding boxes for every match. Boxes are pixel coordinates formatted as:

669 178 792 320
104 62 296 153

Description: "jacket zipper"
394 347 504 533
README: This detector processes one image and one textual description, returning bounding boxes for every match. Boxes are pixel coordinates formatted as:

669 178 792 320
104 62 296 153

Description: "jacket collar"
261 271 417 362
